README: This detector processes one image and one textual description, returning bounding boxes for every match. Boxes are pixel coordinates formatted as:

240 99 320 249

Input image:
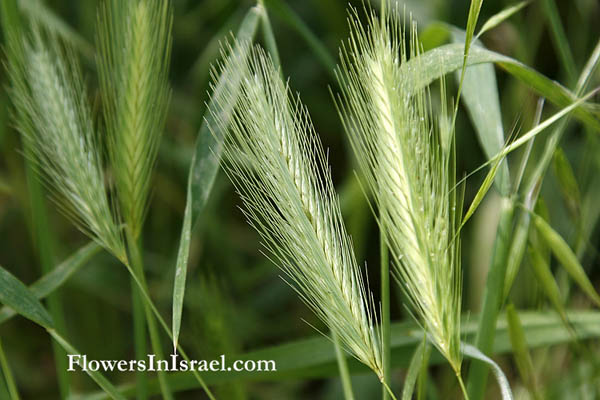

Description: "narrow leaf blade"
0 265 53 329
462 342 514 400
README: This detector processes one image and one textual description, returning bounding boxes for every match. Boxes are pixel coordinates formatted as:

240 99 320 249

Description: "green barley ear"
6 28 126 262
210 43 383 379
336 8 463 373
97 0 173 240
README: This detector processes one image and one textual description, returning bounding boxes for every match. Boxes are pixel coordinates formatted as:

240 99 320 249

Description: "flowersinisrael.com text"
67 354 276 373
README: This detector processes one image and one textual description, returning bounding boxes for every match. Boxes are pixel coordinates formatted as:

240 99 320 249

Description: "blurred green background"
1 0 600 399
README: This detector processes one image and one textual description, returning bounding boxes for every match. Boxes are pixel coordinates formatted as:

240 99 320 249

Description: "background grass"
1 0 599 399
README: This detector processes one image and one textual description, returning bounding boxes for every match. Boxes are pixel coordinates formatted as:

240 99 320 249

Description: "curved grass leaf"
462 342 514 400
0 242 101 325
402 43 600 131
78 311 600 399
532 214 600 307
401 339 430 400
0 265 53 329
171 3 260 358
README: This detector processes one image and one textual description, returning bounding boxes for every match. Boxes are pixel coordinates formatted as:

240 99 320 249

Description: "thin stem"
126 232 173 400
381 226 391 400
258 0 281 71
131 276 148 400
0 337 20 400
333 334 355 400
382 381 398 400
457 372 470 400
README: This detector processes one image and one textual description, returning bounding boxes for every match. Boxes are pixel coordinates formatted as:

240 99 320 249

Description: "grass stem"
333 334 355 400
0 337 20 400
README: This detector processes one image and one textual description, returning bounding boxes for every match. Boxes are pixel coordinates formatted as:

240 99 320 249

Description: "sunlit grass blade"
462 342 514 400
212 43 384 380
0 264 53 329
170 4 260 355
476 1 530 39
532 213 600 307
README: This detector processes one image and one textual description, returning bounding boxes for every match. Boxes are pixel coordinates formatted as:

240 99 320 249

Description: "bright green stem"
131 276 148 400
127 233 173 400
457 373 470 400
333 334 355 400
467 199 515 400
381 229 391 400
0 1 70 397
0 337 20 400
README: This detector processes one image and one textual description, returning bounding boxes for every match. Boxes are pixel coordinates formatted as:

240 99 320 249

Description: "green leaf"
188 6 260 227
532 214 600 307
462 342 514 400
78 311 600 399
48 330 126 400
0 265 53 329
172 179 192 351
476 1 530 39
0 242 101 325
171 2 260 360
402 43 600 131
401 339 430 400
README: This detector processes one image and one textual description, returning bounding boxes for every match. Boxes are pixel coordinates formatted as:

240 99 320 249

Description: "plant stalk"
0 337 20 400
126 232 173 400
333 334 355 400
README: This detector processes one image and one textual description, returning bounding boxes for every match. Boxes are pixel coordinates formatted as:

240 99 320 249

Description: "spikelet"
336 9 463 373
7 30 126 261
97 0 172 239
211 43 383 379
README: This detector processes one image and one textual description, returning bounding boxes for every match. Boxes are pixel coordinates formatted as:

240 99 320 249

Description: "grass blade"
532 214 600 307
552 148 581 219
402 44 600 131
172 179 192 351
541 0 576 83
0 264 53 329
47 330 126 400
476 1 530 39
0 242 101 325
257 0 281 70
462 342 514 400
170 1 260 360
401 339 429 400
